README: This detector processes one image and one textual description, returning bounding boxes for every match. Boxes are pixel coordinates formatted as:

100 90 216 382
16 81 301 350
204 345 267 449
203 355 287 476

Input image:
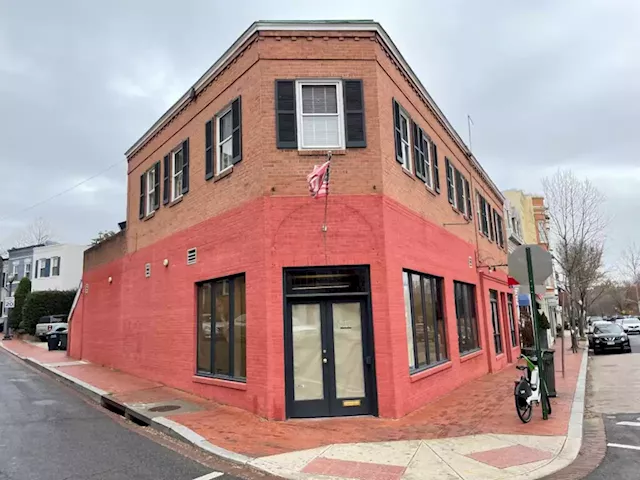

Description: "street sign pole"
526 247 548 420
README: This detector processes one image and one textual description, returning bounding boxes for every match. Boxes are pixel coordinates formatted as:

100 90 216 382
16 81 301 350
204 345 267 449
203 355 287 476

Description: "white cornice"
124 20 504 202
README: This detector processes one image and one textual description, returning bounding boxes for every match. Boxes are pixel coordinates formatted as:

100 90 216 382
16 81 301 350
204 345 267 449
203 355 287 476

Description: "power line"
0 158 126 223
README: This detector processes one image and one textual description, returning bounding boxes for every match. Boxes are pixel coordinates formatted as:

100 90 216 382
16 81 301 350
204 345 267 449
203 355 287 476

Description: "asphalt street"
587 332 640 479
0 349 246 480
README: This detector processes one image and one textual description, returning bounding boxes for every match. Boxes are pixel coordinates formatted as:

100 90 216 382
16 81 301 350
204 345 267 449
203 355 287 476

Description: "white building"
32 244 87 292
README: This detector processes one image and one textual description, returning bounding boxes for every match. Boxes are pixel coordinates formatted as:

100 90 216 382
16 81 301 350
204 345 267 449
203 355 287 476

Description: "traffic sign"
5 296 15 308
508 244 553 286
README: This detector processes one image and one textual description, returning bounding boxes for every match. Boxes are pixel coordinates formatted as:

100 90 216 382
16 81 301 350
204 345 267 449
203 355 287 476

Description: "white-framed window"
24 260 31 279
146 168 156 215
296 80 344 150
171 147 184 201
39 260 47 278
423 136 433 188
11 262 18 277
399 109 412 172
52 256 60 276
217 106 233 174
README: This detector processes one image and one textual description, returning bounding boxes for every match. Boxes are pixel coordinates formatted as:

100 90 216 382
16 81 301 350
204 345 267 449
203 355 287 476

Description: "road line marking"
616 421 640 427
192 472 223 480
608 443 640 451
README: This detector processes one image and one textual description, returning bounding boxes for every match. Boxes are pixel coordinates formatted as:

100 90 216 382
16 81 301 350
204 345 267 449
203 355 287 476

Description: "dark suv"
593 322 631 354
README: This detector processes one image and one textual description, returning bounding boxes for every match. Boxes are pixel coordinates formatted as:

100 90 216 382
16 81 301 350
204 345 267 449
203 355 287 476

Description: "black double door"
285 297 376 418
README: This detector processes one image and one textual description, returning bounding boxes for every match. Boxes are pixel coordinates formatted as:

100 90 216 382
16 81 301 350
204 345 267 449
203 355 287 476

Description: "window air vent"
187 248 197 265
145 263 151 278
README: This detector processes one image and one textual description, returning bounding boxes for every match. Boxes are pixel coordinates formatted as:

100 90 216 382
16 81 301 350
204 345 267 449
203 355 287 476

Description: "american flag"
307 160 331 198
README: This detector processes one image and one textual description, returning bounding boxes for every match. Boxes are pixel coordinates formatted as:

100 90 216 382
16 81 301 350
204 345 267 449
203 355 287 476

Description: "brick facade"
69 21 519 420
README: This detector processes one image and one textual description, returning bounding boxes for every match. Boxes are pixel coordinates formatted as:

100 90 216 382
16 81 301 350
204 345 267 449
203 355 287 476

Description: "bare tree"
16 218 55 246
543 170 607 335
91 230 117 245
619 243 640 314
607 282 632 314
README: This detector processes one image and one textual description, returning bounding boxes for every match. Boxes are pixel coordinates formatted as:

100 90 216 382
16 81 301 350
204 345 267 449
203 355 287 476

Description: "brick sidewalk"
0 338 584 458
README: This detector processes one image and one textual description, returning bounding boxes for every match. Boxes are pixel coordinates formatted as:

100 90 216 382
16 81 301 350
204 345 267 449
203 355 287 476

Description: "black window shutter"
153 161 161 210
139 174 146 219
489 207 495 241
275 80 297 149
205 120 214 180
231 96 242 164
163 155 170 204
181 139 189 194
412 122 424 180
455 169 464 211
445 158 454 204
393 99 403 164
464 179 472 219
432 143 440 193
343 80 366 148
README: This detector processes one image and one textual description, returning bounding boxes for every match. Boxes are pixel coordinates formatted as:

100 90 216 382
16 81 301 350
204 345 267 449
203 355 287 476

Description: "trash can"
47 332 60 351
542 349 556 397
58 331 68 351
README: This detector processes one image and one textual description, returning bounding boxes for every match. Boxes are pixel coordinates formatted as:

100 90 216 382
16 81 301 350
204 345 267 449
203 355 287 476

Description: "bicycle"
514 353 552 423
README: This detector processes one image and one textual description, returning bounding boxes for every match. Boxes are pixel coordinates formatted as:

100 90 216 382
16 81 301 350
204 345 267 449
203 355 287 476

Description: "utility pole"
3 275 16 340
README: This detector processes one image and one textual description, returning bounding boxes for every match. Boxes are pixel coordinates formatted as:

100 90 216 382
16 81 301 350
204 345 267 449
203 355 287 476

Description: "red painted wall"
70 194 518 420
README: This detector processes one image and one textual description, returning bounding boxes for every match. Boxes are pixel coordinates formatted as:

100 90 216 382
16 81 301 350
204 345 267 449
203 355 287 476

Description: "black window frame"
507 293 517 347
454 281 480 355
446 158 455 205
490 290 503 355
196 273 246 382
403 269 448 373
478 193 489 236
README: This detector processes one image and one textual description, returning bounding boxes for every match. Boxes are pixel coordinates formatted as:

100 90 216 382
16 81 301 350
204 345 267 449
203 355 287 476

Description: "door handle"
323 358 328 364
365 356 373 366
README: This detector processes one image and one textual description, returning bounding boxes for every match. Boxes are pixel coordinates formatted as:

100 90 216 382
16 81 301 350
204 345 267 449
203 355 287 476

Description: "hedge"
20 290 76 335
8 277 31 329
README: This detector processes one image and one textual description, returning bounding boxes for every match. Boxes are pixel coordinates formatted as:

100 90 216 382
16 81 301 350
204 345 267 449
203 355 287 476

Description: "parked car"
588 320 610 349
35 315 68 341
621 317 640 334
592 322 631 354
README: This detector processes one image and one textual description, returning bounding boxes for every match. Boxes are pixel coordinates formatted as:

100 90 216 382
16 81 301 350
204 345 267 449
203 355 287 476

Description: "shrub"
20 290 76 335
8 277 31 329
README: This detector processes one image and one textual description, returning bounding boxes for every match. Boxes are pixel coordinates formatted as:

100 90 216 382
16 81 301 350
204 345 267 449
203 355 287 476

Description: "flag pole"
322 151 332 233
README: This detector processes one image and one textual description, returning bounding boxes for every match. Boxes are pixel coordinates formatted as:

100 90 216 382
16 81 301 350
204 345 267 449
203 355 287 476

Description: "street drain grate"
148 405 181 413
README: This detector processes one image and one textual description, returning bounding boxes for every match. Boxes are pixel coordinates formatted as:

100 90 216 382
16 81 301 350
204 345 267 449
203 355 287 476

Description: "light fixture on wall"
108 276 113 284
163 259 169 267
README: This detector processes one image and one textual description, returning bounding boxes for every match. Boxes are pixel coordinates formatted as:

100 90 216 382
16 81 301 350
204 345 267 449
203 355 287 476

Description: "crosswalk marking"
616 421 640 427
608 443 640 451
192 472 224 480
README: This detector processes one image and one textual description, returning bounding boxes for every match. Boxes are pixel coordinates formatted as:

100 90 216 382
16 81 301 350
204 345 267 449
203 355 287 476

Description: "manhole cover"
148 405 181 413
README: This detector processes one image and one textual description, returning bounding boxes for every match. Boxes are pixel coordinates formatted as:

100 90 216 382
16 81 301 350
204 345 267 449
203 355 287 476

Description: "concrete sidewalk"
0 339 587 480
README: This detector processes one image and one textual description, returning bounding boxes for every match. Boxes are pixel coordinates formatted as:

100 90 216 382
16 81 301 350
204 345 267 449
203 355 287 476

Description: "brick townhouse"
69 20 519 420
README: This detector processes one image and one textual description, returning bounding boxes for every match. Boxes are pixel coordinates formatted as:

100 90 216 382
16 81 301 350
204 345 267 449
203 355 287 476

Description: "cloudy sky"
1 0 638 268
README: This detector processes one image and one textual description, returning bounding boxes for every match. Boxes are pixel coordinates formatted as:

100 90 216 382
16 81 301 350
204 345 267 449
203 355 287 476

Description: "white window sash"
424 137 433 188
217 107 233 174
399 111 412 172
171 150 183 201
295 80 345 150
146 170 155 214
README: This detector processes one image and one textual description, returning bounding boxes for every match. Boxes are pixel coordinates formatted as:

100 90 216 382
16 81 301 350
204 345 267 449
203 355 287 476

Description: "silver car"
621 317 640 335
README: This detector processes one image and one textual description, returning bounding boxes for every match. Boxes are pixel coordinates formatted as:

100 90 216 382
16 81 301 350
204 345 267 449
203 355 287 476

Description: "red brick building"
69 20 519 420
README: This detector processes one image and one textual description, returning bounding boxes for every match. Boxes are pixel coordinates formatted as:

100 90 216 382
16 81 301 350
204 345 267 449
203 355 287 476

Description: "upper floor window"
537 220 548 244
446 158 455 205
396 108 412 172
39 259 48 278
297 81 344 150
51 256 60 276
276 79 365 151
172 147 184 202
11 262 18 277
24 261 31 279
217 107 233 174
146 166 158 215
